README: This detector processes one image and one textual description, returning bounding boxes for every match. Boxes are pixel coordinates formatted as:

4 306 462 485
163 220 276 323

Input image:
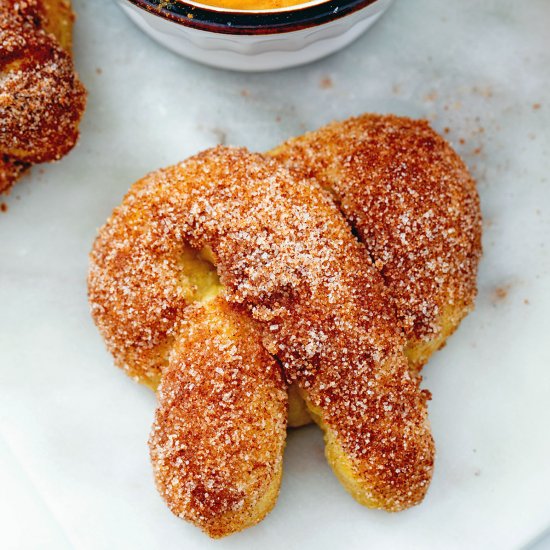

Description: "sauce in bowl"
190 0 321 10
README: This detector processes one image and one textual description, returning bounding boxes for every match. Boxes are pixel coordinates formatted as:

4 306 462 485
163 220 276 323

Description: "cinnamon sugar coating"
89 147 435 531
270 114 482 371
150 299 287 538
0 0 86 192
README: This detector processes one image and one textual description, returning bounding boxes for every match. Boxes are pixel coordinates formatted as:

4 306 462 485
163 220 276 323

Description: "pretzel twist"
89 146 435 537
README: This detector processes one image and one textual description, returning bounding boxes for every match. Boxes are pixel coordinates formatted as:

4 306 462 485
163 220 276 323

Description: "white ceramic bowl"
116 0 394 71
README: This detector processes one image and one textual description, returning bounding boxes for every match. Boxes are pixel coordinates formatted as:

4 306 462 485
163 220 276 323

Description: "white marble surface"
1 1 549 548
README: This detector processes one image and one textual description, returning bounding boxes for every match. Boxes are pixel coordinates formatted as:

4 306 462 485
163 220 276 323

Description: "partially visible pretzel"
0 0 86 193
89 147 435 537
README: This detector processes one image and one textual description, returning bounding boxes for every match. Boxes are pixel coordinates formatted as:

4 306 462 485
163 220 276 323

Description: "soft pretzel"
89 147 435 536
270 114 482 372
0 0 86 193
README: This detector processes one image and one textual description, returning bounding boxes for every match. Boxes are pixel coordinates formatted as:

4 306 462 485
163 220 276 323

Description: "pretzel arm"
150 299 287 538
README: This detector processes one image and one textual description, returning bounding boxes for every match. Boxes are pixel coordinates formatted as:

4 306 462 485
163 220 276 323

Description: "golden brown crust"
302 360 433 510
0 0 86 191
37 0 75 50
269 114 482 372
287 382 311 427
150 299 287 538
89 147 435 523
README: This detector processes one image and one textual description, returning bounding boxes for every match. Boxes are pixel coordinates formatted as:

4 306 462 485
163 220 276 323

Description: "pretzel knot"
89 116 480 538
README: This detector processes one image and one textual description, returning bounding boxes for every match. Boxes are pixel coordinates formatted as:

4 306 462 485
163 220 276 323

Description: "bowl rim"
124 0 382 35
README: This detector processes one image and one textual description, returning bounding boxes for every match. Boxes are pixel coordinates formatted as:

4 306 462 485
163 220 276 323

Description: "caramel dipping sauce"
191 0 322 10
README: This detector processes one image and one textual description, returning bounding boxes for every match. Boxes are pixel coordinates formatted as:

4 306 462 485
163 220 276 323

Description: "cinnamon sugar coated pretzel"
89 146 437 537
0 0 86 193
